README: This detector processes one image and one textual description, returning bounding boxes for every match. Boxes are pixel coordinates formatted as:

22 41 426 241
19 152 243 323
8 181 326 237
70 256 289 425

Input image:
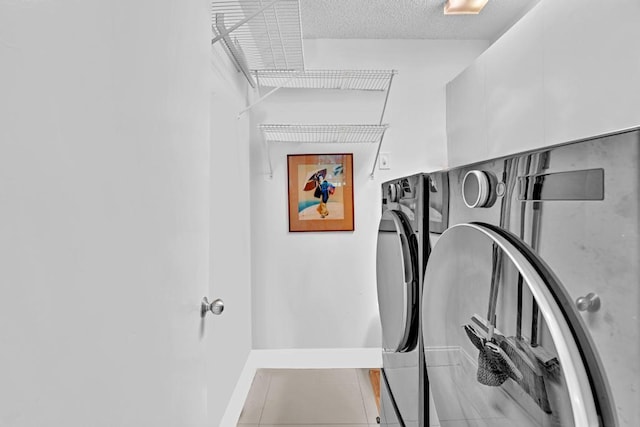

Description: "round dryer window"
376 208 419 353
422 223 616 427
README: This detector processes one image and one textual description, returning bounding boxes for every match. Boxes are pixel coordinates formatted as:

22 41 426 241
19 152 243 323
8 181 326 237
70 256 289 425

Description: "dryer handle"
398 233 414 286
389 210 415 288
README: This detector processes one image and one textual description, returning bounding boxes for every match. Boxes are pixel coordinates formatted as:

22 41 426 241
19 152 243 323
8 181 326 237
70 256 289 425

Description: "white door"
0 1 213 426
206 70 254 425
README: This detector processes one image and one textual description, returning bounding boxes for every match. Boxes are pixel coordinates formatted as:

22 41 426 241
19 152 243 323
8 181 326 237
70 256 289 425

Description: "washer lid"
422 223 615 427
377 209 419 353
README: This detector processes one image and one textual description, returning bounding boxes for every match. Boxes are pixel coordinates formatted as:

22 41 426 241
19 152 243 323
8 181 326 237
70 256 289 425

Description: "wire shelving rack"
253 70 396 91
211 0 304 87
259 124 389 178
210 2 396 180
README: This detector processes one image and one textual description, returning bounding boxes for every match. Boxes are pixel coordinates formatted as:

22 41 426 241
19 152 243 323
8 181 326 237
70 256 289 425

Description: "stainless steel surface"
428 172 449 234
576 293 601 313
201 297 224 317
517 168 605 201
426 128 640 426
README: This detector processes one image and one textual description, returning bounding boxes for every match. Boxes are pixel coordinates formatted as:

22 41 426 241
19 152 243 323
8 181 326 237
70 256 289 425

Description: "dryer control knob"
388 183 403 203
463 170 491 208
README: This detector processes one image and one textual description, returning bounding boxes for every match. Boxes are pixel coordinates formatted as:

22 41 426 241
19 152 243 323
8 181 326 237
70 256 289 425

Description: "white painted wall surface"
447 0 640 166
0 1 254 426
249 39 489 349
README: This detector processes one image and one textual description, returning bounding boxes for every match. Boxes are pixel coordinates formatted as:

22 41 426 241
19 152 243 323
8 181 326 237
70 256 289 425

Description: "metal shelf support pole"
379 71 396 125
214 13 256 87
261 130 275 179
370 126 389 179
370 71 395 178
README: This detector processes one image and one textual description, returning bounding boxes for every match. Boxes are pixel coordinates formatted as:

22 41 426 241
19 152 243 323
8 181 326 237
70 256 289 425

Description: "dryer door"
422 223 615 427
377 209 419 353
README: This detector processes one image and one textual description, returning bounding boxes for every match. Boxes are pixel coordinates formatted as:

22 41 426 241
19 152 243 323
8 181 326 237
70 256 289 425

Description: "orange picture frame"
287 153 354 232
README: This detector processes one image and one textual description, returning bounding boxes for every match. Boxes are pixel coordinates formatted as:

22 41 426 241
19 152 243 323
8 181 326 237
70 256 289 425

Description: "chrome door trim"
380 368 407 427
443 223 601 427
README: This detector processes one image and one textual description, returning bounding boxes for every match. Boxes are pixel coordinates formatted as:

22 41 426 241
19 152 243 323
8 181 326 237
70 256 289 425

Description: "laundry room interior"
1 0 638 427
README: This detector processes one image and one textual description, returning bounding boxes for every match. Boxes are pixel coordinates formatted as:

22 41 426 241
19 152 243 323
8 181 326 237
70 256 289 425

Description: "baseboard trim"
219 348 382 426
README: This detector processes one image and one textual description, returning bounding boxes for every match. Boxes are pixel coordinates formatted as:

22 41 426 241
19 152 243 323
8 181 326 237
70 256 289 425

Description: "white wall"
0 1 214 426
249 39 489 349
447 0 640 166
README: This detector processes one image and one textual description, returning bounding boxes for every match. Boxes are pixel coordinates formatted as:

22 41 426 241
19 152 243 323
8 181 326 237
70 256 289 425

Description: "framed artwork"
287 153 354 232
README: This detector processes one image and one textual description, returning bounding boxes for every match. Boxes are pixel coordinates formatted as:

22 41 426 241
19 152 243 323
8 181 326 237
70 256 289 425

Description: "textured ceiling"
300 0 540 42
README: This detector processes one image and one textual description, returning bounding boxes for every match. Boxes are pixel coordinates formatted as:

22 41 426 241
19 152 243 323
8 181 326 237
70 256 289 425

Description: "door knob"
201 297 224 317
575 293 600 312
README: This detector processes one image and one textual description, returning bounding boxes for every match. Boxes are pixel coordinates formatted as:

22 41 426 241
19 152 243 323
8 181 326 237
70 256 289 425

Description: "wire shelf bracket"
259 124 390 179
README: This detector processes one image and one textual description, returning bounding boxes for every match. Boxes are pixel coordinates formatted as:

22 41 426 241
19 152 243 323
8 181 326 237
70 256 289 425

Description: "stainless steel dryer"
422 129 639 426
377 173 427 427
377 172 448 426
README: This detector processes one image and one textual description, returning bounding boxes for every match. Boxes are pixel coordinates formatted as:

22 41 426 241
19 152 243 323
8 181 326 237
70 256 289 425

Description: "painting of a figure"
287 154 354 232
299 165 340 219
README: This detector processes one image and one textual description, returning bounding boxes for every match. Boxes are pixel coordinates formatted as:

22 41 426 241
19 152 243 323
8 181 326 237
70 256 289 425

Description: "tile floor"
237 368 379 427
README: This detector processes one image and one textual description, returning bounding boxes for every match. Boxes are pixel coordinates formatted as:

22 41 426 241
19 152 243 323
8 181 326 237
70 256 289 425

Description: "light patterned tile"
265 368 359 385
356 368 380 424
237 370 271 424
260 379 368 425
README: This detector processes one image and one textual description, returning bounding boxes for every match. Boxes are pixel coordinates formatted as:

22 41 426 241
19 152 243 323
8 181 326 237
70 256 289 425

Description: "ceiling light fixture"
444 0 489 15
